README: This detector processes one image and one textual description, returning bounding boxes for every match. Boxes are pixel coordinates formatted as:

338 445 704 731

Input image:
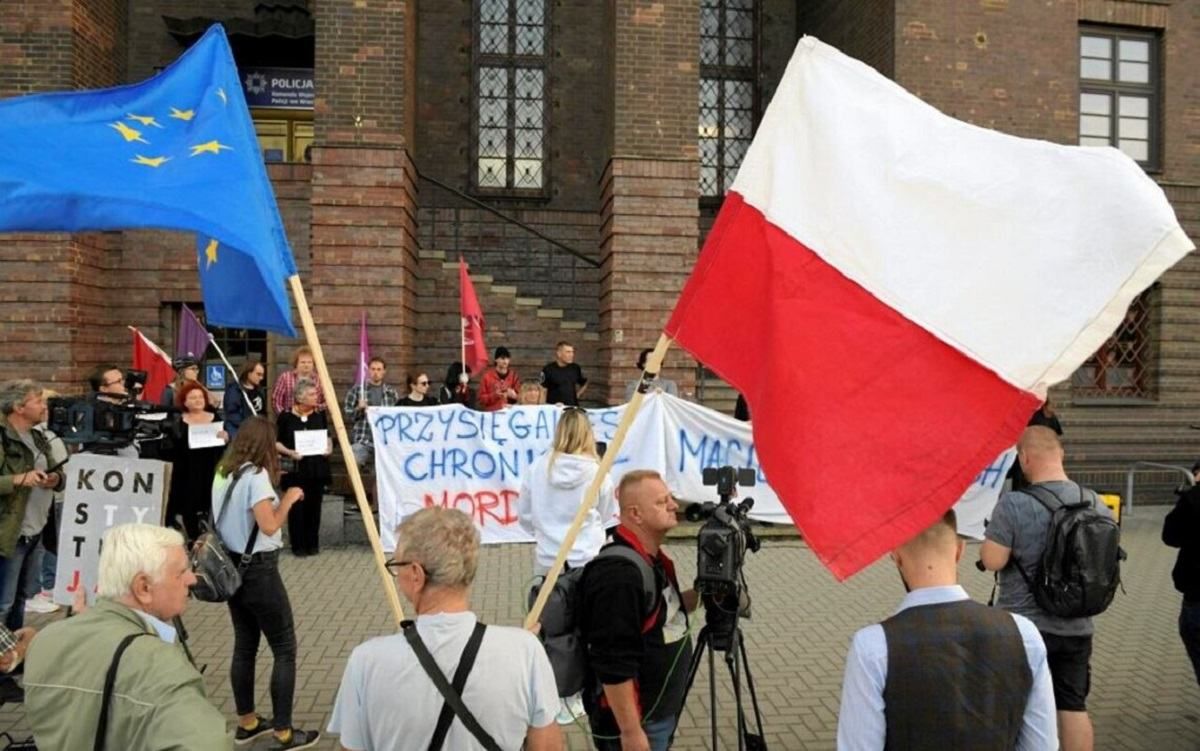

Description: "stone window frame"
1071 285 1159 402
1078 25 1161 172
699 0 760 202
470 0 551 198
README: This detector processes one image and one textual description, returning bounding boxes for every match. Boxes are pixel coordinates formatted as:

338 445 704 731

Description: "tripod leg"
724 632 747 751
682 627 708 703
709 641 719 751
737 629 768 745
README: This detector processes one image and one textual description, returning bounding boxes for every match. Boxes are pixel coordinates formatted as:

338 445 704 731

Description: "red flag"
459 258 488 376
130 327 176 404
664 38 1191 580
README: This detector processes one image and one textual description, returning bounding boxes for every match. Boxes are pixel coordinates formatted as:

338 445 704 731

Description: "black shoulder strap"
215 465 260 564
401 620 499 751
94 632 151 751
598 544 659 620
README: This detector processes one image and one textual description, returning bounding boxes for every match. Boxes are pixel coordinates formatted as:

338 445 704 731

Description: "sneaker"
269 728 321 750
234 715 273 745
24 592 58 614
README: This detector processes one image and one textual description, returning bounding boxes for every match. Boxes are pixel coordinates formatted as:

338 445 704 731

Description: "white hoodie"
517 452 617 575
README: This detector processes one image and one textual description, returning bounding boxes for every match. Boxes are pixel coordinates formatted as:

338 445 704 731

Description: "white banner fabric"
370 394 1010 550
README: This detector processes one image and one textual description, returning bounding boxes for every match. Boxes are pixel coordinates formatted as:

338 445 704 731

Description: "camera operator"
578 470 697 751
0 380 65 703
84 364 143 459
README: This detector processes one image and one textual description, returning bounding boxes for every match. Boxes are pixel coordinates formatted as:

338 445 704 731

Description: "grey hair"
395 507 479 589
96 524 185 598
293 378 317 403
0 379 41 416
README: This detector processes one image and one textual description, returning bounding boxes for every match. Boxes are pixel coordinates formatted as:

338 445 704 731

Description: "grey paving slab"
1 506 1196 749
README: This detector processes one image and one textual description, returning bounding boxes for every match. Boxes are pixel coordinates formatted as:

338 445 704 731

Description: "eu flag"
0 25 297 336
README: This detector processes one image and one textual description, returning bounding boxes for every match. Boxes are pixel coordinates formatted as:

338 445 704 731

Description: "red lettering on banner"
423 489 520 527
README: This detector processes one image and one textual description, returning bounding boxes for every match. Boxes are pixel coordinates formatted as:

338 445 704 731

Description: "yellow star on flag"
217 88 227 105
169 107 195 121
189 140 232 157
109 121 148 144
127 113 163 128
131 155 169 168
204 239 219 269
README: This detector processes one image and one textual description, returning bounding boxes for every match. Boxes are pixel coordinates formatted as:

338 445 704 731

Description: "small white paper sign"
294 429 327 457
189 421 226 449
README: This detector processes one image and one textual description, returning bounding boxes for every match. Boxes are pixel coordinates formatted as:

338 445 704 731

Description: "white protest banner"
189 421 225 449
953 447 1016 540
54 453 169 606
371 394 1014 548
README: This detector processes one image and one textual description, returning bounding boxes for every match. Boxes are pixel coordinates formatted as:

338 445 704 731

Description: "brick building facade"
0 0 1196 498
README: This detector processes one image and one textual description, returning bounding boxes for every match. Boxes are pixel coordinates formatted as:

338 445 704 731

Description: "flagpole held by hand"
524 333 673 631
287 275 405 624
206 334 257 417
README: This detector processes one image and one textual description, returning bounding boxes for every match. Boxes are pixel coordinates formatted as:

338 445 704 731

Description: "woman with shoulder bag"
211 416 320 750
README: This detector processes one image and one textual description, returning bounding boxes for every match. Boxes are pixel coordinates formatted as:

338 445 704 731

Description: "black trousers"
283 475 324 554
227 552 297 730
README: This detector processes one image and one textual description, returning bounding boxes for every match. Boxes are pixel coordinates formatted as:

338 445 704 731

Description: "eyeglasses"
385 559 428 576
416 380 429 386
102 377 124 387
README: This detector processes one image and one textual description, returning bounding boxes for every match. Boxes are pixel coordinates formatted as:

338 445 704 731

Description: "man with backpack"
981 426 1121 751
578 470 696 751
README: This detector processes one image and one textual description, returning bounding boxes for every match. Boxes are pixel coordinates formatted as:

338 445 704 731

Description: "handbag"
190 465 259 603
402 620 500 751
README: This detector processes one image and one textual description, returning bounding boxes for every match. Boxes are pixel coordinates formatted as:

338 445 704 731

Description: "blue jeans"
40 545 55 591
0 535 43 631
1180 601 1200 689
593 716 677 751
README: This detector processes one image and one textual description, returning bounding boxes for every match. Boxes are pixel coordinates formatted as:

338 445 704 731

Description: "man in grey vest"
837 510 1056 750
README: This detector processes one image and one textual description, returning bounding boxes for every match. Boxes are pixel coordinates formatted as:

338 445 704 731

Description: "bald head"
616 470 678 550
1017 425 1067 483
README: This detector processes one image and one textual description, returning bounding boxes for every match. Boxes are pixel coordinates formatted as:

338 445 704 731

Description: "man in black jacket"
579 470 696 751
1163 461 1200 688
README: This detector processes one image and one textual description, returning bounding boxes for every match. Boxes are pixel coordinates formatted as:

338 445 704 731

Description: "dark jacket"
0 417 64 558
223 382 265 438
1164 484 1200 601
579 526 692 735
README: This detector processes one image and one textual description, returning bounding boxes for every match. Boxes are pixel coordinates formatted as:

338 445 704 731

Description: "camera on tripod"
47 389 180 453
689 466 760 603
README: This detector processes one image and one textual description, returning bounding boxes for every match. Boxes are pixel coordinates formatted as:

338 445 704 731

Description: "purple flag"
355 311 371 387
176 304 209 360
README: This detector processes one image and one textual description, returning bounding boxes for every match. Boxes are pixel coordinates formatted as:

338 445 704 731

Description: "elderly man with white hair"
24 523 229 750
328 506 563 751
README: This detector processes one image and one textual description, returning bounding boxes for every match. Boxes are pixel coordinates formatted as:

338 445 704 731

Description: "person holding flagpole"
224 357 266 439
343 356 398 514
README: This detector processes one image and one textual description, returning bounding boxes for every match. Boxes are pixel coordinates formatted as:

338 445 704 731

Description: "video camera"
687 466 760 648
47 371 181 453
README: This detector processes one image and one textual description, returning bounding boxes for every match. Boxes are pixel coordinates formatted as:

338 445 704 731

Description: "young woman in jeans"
212 416 320 750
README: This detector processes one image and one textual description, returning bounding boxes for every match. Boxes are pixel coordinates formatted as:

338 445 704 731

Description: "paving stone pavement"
2 506 1197 749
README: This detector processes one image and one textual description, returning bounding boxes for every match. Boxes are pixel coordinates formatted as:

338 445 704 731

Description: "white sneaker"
555 694 585 726
24 592 59 614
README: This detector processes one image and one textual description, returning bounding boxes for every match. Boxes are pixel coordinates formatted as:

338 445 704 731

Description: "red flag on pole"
459 257 489 376
130 327 176 404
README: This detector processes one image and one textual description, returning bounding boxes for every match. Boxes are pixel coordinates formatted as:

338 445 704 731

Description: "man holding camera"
0 380 66 703
579 470 696 751
86 364 141 459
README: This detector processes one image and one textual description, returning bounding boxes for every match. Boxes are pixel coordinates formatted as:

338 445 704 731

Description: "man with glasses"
86 364 140 458
328 507 563 751
0 380 65 703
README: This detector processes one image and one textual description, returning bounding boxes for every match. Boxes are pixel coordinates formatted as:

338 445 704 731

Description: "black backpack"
531 545 658 698
1014 483 1124 619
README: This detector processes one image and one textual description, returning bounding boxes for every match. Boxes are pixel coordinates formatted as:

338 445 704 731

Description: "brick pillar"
598 0 700 404
308 0 420 380
0 1 126 386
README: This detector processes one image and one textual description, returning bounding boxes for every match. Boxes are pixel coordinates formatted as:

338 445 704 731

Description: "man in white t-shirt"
328 507 562 751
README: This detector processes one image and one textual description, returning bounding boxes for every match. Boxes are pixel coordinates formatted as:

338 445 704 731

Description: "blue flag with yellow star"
0 25 296 336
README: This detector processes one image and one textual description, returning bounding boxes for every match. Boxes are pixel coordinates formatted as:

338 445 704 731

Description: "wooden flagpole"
287 275 405 625
524 332 673 630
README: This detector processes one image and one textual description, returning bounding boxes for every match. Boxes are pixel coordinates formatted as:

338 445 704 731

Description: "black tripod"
681 598 766 751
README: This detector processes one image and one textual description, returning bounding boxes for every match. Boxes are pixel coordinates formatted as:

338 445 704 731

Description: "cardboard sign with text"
53 453 169 606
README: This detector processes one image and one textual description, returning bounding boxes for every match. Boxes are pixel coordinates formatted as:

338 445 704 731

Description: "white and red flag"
130 327 176 405
666 37 1193 579
459 257 489 377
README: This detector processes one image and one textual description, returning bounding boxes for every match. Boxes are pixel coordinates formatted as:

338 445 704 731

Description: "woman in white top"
518 407 617 576
211 416 320 750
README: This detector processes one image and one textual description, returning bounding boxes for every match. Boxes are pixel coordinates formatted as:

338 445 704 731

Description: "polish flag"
459 257 489 377
130 327 176 405
666 37 1193 579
